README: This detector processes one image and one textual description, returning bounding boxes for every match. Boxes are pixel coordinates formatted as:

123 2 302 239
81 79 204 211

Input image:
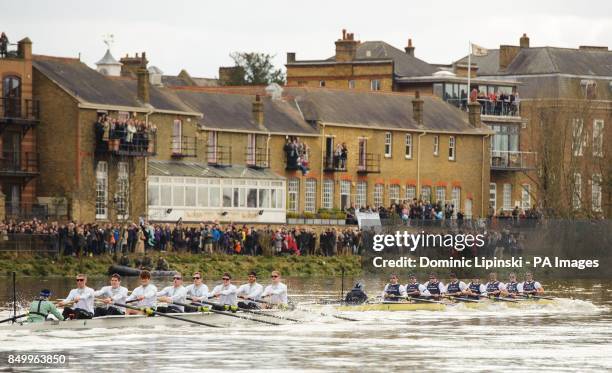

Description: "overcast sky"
4 0 611 78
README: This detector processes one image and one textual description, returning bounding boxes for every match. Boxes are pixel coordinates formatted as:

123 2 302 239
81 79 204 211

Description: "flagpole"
467 40 471 110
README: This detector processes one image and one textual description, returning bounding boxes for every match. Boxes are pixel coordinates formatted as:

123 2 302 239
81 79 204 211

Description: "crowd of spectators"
94 114 157 154
284 136 310 175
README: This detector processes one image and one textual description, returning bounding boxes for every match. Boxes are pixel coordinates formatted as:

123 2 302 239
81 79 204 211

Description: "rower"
484 272 506 298
345 282 368 305
465 275 487 300
261 271 288 309
237 271 264 309
211 272 238 310
26 289 64 323
422 273 445 300
521 272 544 295
382 274 406 301
58 274 95 319
185 271 209 312
445 272 468 297
157 273 187 313
404 275 428 299
93 273 129 317
502 272 520 298
125 270 158 315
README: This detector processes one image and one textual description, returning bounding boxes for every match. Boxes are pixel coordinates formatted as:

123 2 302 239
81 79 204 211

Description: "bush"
286 212 299 219
319 212 331 219
333 212 347 219
302 212 315 219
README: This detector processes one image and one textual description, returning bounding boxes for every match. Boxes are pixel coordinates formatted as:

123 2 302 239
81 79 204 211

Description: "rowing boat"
335 297 557 312
0 309 288 331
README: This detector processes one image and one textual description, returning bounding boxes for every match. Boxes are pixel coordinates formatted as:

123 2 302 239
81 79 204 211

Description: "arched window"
2 75 21 117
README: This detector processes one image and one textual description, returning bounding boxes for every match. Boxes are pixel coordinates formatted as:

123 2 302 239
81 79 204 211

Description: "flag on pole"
471 43 489 57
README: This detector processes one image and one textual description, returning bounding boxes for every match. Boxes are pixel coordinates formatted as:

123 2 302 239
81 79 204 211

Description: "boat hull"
335 298 557 312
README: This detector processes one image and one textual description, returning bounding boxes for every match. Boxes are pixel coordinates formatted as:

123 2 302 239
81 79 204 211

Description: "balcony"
0 97 40 127
0 43 19 59
0 151 38 176
490 150 537 171
4 202 49 220
323 155 347 172
446 98 520 117
357 153 381 174
207 145 232 167
246 147 270 169
171 136 197 158
96 133 156 157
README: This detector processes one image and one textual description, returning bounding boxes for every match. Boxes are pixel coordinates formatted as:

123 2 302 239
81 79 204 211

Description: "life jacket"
523 281 536 292
427 281 441 295
385 284 401 298
446 281 461 294
486 281 500 294
29 299 49 319
506 282 519 294
405 283 420 295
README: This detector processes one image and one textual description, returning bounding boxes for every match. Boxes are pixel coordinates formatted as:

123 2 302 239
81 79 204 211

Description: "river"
1 276 611 372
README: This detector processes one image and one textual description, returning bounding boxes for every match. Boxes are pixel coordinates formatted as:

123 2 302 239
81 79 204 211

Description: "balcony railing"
245 147 270 169
4 202 49 220
0 97 40 122
357 153 381 174
96 133 156 157
324 155 347 172
490 150 537 171
446 98 520 117
171 136 197 158
0 151 38 174
0 43 19 59
207 145 232 167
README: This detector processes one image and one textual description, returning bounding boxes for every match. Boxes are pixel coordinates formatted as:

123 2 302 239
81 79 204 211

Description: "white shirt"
261 282 288 305
64 287 95 313
444 281 468 294
157 285 187 312
212 284 238 306
94 286 128 310
126 284 158 308
381 284 407 298
185 283 209 302
237 282 264 301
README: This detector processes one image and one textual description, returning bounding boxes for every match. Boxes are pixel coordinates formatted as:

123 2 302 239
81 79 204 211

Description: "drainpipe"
266 133 271 167
320 122 325 211
482 134 491 218
144 107 155 221
417 131 427 197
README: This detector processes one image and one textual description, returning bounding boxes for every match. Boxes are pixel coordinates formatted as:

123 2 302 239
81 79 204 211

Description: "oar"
114 303 221 328
487 296 519 303
233 299 302 323
384 295 445 304
295 304 360 322
179 300 281 326
443 295 480 303
0 314 28 324
519 294 555 300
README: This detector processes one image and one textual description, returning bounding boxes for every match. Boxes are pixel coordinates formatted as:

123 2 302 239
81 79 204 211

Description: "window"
258 189 270 208
323 179 334 209
421 186 431 203
210 185 221 207
288 178 299 212
592 174 602 212
405 186 416 201
371 79 381 91
448 136 456 160
572 119 585 156
573 173 582 209
593 120 604 157
117 162 129 219
433 135 439 156
389 185 400 205
489 183 497 213
373 184 384 207
3 76 21 118
172 120 182 154
319 80 326 88
348 80 355 89
405 134 412 159
503 183 512 210
435 186 446 204
207 131 218 163
340 180 351 210
95 161 108 219
305 179 316 212
521 184 531 210
451 187 461 213
247 133 256 165
356 181 367 208
384 132 392 158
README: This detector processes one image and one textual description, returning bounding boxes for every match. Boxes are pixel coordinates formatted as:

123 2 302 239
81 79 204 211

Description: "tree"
225 52 285 86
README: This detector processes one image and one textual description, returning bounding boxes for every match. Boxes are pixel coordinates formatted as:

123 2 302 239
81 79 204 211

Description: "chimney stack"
120 52 148 78
520 33 530 48
412 91 424 127
286 52 296 63
137 68 150 104
252 94 264 127
335 29 359 62
404 38 415 57
499 45 520 70
17 37 32 60
468 101 482 128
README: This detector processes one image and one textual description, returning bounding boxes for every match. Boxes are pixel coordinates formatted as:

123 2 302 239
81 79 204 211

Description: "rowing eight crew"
27 270 288 322
378 271 544 302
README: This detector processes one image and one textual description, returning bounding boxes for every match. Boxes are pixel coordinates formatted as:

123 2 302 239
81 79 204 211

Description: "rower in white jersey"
58 273 95 319
211 272 238 310
521 272 545 295
157 273 187 313
237 271 264 309
261 270 288 309
444 272 468 297
93 273 128 317
502 272 521 298
422 273 445 299
184 271 209 312
404 274 429 298
484 272 506 298
125 270 158 315
382 274 406 301
464 275 487 300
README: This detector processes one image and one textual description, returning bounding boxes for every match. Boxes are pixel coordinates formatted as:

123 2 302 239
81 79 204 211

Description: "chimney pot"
342 29 346 40
520 33 530 48
404 38 415 57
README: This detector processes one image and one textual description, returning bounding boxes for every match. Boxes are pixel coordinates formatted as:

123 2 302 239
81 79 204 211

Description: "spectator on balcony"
0 32 8 58
470 88 478 103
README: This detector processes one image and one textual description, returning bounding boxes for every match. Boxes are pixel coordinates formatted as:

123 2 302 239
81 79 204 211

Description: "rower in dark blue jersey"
445 272 468 297
521 272 544 295
382 274 406 301
422 273 445 300
404 274 427 298
465 275 487 300
502 272 520 297
484 272 506 297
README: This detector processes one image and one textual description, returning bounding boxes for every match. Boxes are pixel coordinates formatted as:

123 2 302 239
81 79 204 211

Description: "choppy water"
1 277 611 372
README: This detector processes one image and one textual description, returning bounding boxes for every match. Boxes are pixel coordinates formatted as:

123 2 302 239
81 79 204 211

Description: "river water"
1 276 611 372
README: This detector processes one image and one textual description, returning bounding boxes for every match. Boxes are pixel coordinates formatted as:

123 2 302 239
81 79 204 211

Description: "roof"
458 47 612 76
173 89 319 136
148 160 284 180
95 49 121 66
285 87 491 135
33 57 198 114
